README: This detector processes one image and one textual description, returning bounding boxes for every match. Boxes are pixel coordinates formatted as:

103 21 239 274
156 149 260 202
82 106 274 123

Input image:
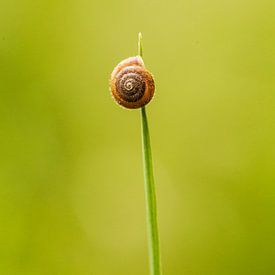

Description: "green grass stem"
138 32 162 275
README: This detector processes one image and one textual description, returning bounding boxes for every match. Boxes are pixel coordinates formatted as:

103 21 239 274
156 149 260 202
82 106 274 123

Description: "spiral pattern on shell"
110 56 155 109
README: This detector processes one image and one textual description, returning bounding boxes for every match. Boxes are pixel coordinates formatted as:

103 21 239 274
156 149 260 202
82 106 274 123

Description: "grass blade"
139 32 162 275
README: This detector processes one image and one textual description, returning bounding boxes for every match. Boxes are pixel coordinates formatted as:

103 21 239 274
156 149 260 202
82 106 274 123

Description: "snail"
110 56 155 109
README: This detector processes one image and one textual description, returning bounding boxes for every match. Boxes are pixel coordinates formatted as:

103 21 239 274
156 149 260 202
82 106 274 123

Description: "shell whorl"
110 56 155 109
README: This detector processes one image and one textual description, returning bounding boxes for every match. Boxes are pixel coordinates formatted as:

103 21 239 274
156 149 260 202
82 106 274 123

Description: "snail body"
110 56 155 109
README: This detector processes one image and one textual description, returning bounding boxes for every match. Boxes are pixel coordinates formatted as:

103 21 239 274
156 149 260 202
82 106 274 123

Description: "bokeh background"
1 0 275 274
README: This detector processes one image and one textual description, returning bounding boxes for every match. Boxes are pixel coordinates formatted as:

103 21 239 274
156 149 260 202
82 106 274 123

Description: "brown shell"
110 56 155 109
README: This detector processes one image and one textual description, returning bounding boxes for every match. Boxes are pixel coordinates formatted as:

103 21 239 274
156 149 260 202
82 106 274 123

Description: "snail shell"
110 56 155 109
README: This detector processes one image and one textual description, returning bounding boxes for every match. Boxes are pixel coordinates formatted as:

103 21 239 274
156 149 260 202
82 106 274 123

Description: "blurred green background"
1 0 275 274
